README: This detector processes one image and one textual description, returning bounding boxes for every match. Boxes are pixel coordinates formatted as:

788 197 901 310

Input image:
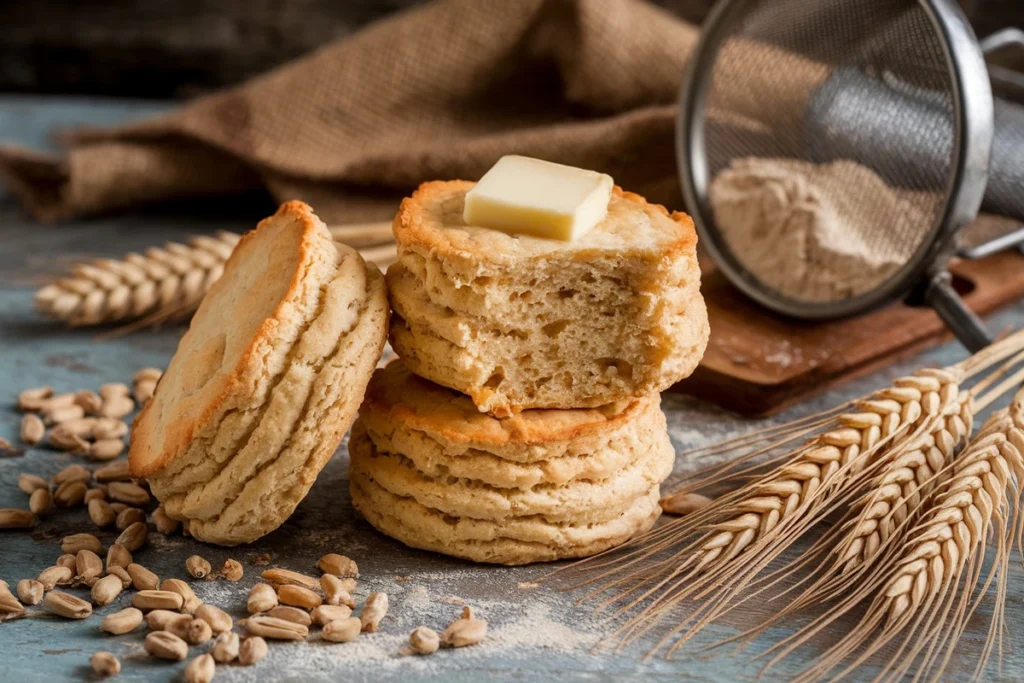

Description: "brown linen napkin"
0 0 698 224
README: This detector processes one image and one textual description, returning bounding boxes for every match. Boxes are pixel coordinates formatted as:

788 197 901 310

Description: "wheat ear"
774 393 1024 683
547 330 1024 659
34 223 394 328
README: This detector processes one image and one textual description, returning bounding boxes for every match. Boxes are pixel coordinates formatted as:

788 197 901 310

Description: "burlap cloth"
0 0 698 225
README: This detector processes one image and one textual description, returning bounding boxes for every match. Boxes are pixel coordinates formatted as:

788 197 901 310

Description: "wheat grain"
34 223 393 328
777 395 1024 683
550 332 1024 660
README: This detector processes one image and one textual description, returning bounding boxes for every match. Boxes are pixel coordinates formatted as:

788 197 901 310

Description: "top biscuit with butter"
130 200 389 545
388 180 709 416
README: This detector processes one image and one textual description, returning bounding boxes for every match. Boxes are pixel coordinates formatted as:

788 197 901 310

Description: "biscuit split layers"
387 180 710 417
130 201 389 546
349 362 674 565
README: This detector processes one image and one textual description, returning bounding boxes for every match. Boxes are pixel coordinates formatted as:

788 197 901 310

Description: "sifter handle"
924 271 992 352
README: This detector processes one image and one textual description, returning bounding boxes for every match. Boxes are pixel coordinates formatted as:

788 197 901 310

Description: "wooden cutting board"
675 248 1024 415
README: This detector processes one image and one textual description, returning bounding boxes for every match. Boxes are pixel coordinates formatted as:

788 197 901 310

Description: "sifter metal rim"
676 0 993 320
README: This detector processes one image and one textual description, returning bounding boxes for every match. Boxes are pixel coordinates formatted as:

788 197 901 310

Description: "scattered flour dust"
710 157 930 303
273 578 603 678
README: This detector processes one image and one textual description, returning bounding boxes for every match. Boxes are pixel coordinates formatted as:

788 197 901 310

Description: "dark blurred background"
0 0 1018 99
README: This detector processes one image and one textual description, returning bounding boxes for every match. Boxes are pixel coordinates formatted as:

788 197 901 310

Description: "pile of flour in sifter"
709 157 930 303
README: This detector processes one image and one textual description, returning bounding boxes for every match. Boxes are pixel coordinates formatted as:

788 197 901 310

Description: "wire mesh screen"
701 0 956 303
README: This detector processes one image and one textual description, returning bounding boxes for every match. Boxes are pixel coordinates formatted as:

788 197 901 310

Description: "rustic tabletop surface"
2 96 1023 682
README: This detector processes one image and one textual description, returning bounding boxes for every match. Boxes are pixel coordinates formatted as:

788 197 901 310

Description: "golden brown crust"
131 201 329 478
392 180 697 263
360 361 653 449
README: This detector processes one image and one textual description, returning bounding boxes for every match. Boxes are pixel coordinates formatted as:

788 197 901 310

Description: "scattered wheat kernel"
409 626 440 655
0 588 25 617
92 418 128 441
48 426 89 453
185 653 215 683
186 555 212 579
53 481 87 508
212 631 240 663
247 583 278 614
195 604 233 634
321 574 356 608
183 618 213 645
261 568 319 590
90 651 121 677
135 380 158 405
317 553 359 578
152 506 180 535
311 604 352 626
116 521 148 552
267 605 313 626
359 592 388 633
89 439 125 461
88 498 116 528
43 591 93 619
76 549 104 580
16 579 44 606
17 386 53 412
29 488 52 516
106 543 133 570
132 590 185 612
45 404 86 426
94 460 130 482
101 607 143 635
56 554 78 570
53 464 90 485
238 636 268 665
74 390 104 416
245 615 308 640
106 566 133 589
146 609 191 632
323 617 362 643
100 395 135 419
115 507 145 530
91 574 123 606
220 558 244 582
278 584 322 610
442 615 488 647
144 631 188 661
37 565 73 590
19 414 44 445
99 383 130 400
161 578 202 613
108 482 150 506
17 473 47 495
134 367 163 384
84 488 106 503
62 533 102 555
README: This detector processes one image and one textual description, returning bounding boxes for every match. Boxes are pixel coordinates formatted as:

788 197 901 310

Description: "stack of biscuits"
349 180 710 565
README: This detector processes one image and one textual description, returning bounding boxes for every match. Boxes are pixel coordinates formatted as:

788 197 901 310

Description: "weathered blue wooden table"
2 96 1024 682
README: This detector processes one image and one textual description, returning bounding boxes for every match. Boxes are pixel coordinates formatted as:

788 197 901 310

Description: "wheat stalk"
34 223 395 329
548 331 1024 659
771 392 1024 683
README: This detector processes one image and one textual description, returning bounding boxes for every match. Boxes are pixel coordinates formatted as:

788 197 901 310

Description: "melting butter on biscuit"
463 155 613 241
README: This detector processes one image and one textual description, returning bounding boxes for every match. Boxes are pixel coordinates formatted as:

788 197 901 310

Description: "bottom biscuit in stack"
349 362 674 565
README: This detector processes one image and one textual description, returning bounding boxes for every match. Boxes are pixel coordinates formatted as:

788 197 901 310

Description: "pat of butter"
463 155 614 241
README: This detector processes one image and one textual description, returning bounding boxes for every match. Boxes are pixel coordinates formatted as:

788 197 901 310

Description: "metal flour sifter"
677 0 1024 351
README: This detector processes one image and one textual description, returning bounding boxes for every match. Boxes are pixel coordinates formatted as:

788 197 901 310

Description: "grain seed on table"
212 631 240 663
409 626 440 655
267 605 312 627
90 651 121 677
238 636 268 665
16 579 44 606
323 617 362 643
144 631 188 661
360 592 388 632
43 591 92 619
101 607 143 635
185 653 215 683
247 583 278 614
186 555 211 579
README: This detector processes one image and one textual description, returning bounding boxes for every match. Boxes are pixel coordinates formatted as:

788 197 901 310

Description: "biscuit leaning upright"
130 201 389 546
387 181 709 416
